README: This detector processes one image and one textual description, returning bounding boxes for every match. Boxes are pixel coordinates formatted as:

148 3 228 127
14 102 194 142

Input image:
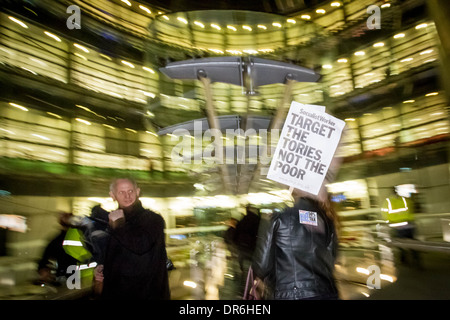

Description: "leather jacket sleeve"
252 211 280 279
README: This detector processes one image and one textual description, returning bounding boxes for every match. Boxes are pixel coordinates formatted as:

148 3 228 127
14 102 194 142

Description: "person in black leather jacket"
252 189 339 300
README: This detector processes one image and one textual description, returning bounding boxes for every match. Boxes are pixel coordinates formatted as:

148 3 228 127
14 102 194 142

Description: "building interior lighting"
177 17 188 24
73 53 87 60
301 15 311 20
47 112 62 119
121 60 135 68
44 31 61 42
394 33 405 39
75 118 91 125
257 24 267 30
354 51 365 56
242 25 252 31
316 9 326 14
121 0 132 6
138 5 151 14
286 19 296 24
31 134 50 141
9 102 28 111
73 43 89 53
143 66 155 73
272 22 282 28
8 16 28 28
415 23 428 29
211 23 221 30
194 21 205 28
227 25 237 31
331 1 341 7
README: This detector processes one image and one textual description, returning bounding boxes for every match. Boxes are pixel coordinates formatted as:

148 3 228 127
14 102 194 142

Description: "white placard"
267 101 346 195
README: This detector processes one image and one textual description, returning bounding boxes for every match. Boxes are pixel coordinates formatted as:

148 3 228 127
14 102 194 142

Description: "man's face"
110 179 140 209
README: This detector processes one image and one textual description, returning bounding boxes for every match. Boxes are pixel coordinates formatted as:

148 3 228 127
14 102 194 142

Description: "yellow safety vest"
62 228 96 285
381 196 414 227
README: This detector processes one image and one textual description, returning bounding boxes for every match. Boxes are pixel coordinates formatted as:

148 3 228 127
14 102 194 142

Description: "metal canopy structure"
159 56 320 194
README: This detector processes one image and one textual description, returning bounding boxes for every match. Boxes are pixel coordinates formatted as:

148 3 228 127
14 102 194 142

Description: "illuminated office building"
0 0 450 297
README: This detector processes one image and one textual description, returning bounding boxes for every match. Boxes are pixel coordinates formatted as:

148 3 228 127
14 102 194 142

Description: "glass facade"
1 0 450 300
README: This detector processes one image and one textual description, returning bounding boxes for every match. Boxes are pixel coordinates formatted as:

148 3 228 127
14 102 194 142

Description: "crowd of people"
37 177 346 300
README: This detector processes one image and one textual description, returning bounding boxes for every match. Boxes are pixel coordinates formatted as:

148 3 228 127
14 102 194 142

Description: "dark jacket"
252 197 338 300
101 201 170 300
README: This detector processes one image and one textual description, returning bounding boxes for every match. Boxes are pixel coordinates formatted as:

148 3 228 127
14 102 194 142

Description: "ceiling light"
287 19 296 24
76 105 92 112
393 33 405 39
208 48 224 54
400 57 413 62
139 90 156 98
143 66 155 73
138 5 151 14
301 15 311 20
74 53 87 60
9 102 28 111
44 31 61 42
47 112 62 119
75 118 91 125
125 128 137 133
403 100 415 103
146 131 158 137
322 64 332 69
257 24 267 30
415 23 428 29
373 42 385 47
226 49 242 55
211 23 221 30
74 43 89 53
425 92 439 96
177 17 188 24
337 58 348 63
242 25 252 31
420 49 433 55
8 16 28 28
121 0 131 6
331 2 341 7
227 25 237 31
194 21 204 28
381 3 391 8
103 124 115 130
31 134 50 141
121 60 135 68
162 15 169 20
272 22 282 28
354 51 365 56
316 9 326 14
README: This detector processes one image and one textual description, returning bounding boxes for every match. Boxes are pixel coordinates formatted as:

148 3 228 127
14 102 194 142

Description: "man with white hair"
98 177 170 300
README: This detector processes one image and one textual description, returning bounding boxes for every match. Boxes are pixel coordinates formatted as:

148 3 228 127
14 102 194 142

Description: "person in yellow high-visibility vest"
381 187 421 267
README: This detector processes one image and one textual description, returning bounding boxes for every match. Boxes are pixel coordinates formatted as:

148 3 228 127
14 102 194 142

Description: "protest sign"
267 101 345 195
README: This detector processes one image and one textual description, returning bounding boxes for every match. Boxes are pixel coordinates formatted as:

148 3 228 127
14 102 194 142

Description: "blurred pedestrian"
37 212 79 284
223 217 238 259
234 205 260 297
99 177 170 300
252 188 339 300
381 186 421 267
234 206 260 273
